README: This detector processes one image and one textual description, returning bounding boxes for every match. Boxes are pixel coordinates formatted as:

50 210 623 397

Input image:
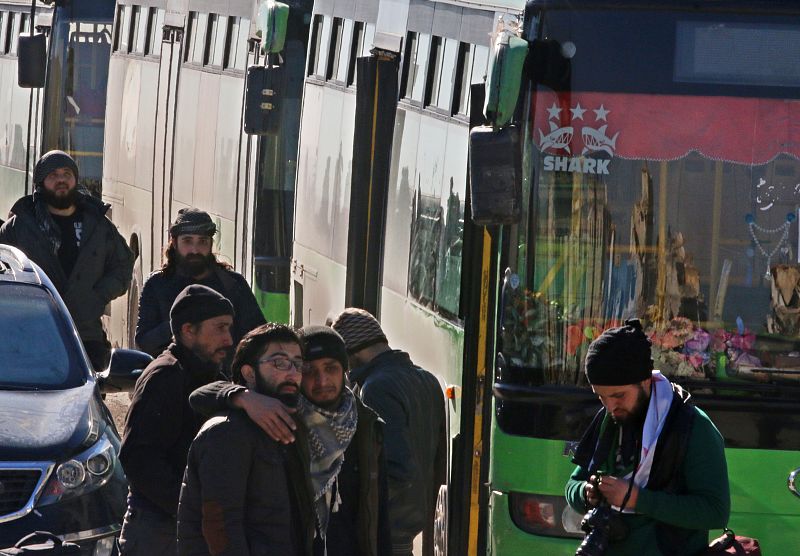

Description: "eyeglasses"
257 356 306 372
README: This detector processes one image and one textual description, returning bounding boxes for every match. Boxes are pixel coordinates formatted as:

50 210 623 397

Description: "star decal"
593 104 610 121
547 103 562 120
570 103 586 120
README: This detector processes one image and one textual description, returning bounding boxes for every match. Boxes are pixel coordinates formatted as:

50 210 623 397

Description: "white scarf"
614 370 673 513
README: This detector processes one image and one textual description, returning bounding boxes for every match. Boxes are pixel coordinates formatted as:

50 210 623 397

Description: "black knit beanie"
170 284 235 339
585 318 653 386
299 325 349 371
33 150 79 187
169 208 217 237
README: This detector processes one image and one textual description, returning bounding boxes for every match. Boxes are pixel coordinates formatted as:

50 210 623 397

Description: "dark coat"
0 193 133 341
119 344 224 518
314 397 392 556
349 350 446 548
135 265 266 358
189 382 391 556
177 410 313 556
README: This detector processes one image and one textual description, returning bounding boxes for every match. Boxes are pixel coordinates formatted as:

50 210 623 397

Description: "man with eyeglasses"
189 325 391 556
118 285 235 555
177 323 314 556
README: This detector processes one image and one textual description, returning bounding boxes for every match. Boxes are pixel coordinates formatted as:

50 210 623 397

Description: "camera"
574 503 628 556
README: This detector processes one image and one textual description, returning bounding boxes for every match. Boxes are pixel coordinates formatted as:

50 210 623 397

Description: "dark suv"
0 244 147 554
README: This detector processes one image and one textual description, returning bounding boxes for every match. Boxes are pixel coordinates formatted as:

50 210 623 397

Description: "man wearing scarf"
119 285 235 555
565 319 730 555
0 150 133 370
189 325 391 556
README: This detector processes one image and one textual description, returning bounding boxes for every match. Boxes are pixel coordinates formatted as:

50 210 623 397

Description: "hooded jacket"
0 192 133 342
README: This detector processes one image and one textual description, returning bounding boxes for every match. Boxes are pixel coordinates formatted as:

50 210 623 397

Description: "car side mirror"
18 33 47 88
97 348 151 394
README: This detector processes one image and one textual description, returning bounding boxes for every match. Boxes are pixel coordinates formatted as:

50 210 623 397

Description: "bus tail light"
508 492 584 538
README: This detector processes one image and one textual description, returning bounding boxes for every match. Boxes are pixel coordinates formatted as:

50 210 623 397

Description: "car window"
0 284 86 389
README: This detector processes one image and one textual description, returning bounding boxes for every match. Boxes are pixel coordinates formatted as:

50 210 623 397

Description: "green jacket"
0 193 133 342
565 405 730 555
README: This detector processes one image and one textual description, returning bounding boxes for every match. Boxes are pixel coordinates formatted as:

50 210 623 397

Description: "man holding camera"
565 319 730 555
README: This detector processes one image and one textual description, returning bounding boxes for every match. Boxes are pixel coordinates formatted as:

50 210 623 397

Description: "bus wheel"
434 484 447 556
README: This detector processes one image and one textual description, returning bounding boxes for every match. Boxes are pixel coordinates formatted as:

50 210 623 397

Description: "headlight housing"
37 433 117 506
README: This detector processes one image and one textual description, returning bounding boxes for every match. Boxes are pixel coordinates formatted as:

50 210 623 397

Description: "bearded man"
565 319 730 555
0 150 133 370
135 208 265 364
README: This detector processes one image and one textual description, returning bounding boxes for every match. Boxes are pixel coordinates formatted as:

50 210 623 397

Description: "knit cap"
33 150 79 187
585 318 653 386
299 325 349 371
169 208 217 237
331 308 388 354
170 284 234 339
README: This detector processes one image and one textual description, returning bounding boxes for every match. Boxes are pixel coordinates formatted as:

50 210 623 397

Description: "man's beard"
255 372 299 407
612 386 649 425
41 186 78 210
176 252 213 277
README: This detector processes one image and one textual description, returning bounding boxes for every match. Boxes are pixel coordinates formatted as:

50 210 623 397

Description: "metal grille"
0 469 41 517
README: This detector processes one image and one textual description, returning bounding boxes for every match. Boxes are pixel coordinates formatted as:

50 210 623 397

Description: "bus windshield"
503 7 800 393
42 1 114 196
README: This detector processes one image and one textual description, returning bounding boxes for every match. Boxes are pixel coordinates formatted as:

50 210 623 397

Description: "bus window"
208 13 226 67
222 16 238 69
410 33 431 103
112 5 123 52
346 21 364 86
0 12 6 55
8 12 19 55
307 14 323 77
326 17 343 80
130 6 143 54
335 18 354 83
233 17 249 71
435 37 459 113
144 7 164 57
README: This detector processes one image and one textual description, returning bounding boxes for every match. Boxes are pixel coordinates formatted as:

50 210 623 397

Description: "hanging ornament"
746 213 795 281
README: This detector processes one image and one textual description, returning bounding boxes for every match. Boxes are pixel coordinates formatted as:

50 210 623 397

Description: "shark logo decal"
539 102 619 175
538 122 574 154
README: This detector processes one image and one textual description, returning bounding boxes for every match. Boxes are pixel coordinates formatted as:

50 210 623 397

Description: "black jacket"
119 344 225 518
135 265 266 359
0 193 133 341
190 382 392 556
349 350 446 547
177 410 313 556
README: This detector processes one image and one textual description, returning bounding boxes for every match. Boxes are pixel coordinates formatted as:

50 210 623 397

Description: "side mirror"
256 0 289 55
468 125 522 225
244 64 284 135
97 348 152 394
483 29 528 127
18 33 47 88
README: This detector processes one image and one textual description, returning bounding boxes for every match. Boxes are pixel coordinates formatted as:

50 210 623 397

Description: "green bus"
484 0 800 553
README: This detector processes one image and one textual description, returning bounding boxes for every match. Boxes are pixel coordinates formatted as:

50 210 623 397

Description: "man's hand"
231 389 296 444
596 475 639 510
584 475 602 508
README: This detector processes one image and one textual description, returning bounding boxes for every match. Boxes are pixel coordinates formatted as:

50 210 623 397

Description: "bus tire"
434 484 448 556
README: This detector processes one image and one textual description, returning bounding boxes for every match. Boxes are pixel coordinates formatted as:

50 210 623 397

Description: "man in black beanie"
187 325 392 556
118 285 234 555
565 319 730 555
135 207 265 362
0 149 133 370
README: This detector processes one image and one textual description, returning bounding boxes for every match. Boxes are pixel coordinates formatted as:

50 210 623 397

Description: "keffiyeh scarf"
297 388 358 538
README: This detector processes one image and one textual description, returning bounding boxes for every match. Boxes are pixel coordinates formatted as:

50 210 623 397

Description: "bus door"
150 13 183 264
344 53 398 315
